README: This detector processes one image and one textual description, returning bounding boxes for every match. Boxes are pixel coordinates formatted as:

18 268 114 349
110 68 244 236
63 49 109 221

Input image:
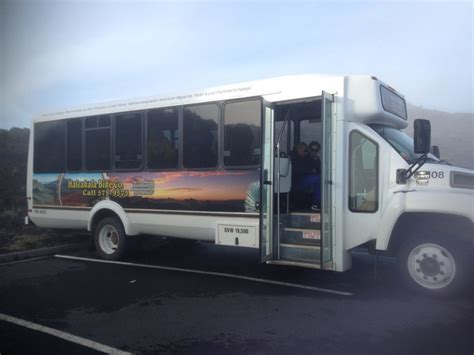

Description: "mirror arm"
403 154 428 183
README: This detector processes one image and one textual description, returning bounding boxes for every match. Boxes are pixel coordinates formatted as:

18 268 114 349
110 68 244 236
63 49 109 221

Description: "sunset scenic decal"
33 170 260 213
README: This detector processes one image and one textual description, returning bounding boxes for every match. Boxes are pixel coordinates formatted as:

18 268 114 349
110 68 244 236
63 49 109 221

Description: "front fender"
376 189 473 251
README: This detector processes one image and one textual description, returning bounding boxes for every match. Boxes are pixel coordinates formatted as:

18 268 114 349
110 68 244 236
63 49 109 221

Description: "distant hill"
406 104 474 169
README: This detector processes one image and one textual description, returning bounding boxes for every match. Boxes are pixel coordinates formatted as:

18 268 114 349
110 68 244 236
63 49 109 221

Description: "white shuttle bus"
27 74 473 294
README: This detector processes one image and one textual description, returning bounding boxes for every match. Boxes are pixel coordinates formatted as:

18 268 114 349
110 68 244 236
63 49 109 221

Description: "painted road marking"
55 254 353 296
0 256 49 266
0 313 133 355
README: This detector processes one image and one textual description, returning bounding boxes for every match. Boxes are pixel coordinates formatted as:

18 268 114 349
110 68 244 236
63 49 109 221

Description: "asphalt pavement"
0 238 472 354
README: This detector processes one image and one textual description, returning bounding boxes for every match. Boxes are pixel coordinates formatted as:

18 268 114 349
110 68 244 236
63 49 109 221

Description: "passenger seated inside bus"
291 141 321 211
308 141 321 174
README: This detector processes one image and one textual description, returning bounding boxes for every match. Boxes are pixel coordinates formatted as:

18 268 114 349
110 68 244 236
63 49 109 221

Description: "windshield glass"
370 125 439 163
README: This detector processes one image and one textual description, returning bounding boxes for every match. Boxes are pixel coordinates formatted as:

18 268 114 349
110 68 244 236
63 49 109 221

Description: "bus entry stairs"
268 212 330 269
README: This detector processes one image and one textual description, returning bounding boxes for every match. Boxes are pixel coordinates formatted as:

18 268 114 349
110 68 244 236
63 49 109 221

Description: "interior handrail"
276 109 291 150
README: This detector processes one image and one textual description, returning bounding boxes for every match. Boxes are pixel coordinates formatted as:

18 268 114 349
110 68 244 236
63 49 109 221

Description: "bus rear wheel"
398 236 468 295
94 217 127 260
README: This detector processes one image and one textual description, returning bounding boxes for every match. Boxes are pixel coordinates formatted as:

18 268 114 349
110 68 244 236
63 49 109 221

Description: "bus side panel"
29 209 89 230
127 212 259 243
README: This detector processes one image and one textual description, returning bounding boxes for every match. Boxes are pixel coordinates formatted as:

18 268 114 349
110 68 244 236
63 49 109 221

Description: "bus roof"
34 74 349 122
33 74 407 128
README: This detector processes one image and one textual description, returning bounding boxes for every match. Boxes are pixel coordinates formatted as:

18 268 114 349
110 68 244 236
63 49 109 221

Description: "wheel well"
387 212 473 256
90 209 123 233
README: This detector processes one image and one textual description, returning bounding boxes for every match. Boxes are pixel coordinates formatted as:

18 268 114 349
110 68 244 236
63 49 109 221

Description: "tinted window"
349 131 378 212
224 100 261 166
99 115 111 127
66 119 82 171
380 86 407 120
34 120 66 173
183 104 218 168
115 113 143 170
85 116 98 129
85 116 111 171
147 108 179 169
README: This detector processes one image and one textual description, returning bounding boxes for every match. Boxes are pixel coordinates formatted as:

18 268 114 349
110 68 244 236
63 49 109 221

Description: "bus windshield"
370 125 440 163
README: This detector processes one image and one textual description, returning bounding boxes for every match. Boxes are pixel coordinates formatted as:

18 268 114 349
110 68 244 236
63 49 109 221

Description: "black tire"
398 235 470 296
94 217 127 260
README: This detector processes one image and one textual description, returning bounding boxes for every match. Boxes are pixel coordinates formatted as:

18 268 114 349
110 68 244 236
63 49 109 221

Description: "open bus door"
260 95 335 268
259 103 274 262
321 91 334 267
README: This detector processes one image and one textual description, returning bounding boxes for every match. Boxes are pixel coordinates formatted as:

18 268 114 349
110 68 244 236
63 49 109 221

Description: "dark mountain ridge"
406 104 473 169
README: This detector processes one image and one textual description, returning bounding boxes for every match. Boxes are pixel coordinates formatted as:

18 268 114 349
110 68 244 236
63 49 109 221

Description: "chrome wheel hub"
407 243 456 290
99 225 119 254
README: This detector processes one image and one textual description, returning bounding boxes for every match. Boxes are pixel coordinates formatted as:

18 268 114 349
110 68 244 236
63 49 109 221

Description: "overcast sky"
1 0 472 129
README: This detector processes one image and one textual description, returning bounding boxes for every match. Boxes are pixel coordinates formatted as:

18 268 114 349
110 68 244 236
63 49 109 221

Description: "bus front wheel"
398 236 469 295
94 217 127 260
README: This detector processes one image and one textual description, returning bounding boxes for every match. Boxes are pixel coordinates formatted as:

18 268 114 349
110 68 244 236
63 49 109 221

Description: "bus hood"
409 163 474 191
404 163 474 221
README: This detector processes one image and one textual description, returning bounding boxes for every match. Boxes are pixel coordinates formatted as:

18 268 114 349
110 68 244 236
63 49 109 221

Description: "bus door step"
279 243 321 263
286 212 321 229
266 259 322 269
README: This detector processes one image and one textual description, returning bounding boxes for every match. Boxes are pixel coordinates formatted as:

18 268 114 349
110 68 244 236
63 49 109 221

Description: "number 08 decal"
431 171 444 179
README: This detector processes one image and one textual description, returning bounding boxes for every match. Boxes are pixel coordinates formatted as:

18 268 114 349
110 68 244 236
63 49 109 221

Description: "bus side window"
34 120 66 173
223 100 261 167
147 108 179 170
66 118 82 171
183 104 218 169
85 116 111 171
349 131 379 212
114 113 143 170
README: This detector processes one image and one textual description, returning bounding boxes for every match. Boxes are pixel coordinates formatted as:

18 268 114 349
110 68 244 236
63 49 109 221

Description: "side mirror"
431 145 440 159
414 119 431 154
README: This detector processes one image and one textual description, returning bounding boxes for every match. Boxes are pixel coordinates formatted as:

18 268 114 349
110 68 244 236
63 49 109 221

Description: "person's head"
309 141 320 157
296 142 308 158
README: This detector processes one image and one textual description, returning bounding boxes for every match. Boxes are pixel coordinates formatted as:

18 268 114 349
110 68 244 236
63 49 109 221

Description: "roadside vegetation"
0 128 88 254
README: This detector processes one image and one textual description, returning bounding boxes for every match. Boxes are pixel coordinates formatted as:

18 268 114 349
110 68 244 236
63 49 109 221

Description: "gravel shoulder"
0 210 90 255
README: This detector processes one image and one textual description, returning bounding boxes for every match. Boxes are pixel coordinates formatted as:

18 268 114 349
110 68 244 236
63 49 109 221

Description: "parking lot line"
55 254 353 296
0 313 133 355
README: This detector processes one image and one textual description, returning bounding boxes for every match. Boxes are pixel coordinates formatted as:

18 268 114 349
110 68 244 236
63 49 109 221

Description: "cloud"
1 1 472 129
1 2 201 128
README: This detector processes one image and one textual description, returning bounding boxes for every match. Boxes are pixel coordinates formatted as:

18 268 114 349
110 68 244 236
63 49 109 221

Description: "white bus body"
27 74 474 294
